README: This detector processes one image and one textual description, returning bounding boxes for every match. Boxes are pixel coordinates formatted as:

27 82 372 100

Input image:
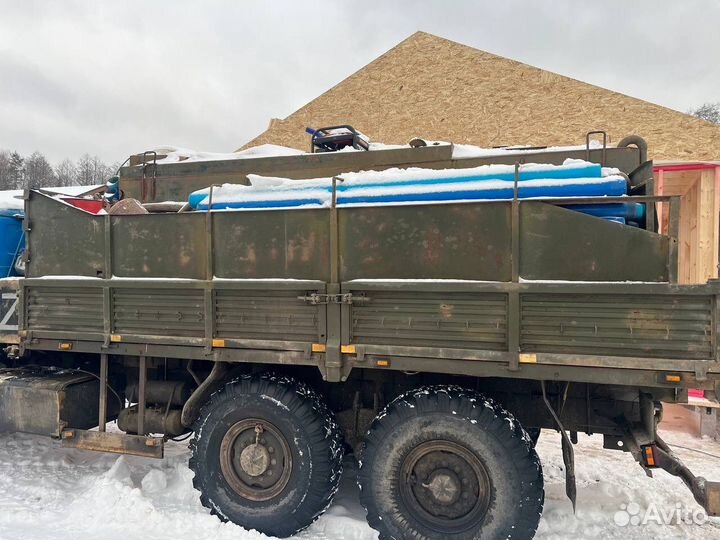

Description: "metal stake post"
98 353 108 432
138 356 147 435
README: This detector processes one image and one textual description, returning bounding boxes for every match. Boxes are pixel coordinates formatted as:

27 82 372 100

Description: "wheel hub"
239 443 271 477
400 440 491 533
422 468 461 505
220 419 292 501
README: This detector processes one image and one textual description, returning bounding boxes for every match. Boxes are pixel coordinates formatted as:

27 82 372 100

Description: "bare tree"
7 152 24 190
689 102 720 124
75 154 112 185
24 151 56 189
0 150 114 190
0 151 11 191
54 159 77 187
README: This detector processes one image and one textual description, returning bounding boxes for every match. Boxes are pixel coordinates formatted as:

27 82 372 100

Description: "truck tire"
526 427 542 446
189 374 343 537
358 386 543 540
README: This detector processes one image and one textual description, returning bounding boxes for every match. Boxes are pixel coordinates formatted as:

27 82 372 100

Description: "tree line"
0 150 120 191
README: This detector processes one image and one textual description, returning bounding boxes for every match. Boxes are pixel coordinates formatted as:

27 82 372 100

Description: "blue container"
563 203 645 221
0 210 24 277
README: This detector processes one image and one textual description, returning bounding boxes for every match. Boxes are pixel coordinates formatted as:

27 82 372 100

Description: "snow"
147 142 431 164
259 394 290 411
518 278 661 284
148 140 608 165
190 159 622 211
0 186 103 212
535 429 720 538
133 138 621 167
334 175 622 199
0 426 718 539
348 279 499 284
134 139 611 166
451 140 604 159
338 158 599 185
147 144 306 164
30 276 314 283
0 191 24 212
211 277 316 282
43 185 103 197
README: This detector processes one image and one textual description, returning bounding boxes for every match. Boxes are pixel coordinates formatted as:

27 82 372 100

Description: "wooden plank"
714 166 720 280
688 181 699 283
678 179 695 283
688 396 720 409
656 169 665 234
698 169 716 283
662 171 698 196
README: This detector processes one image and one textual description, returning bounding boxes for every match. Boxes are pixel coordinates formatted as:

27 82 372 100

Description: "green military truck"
1 133 719 540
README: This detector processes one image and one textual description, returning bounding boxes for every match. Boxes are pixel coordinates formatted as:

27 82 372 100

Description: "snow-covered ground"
0 427 718 540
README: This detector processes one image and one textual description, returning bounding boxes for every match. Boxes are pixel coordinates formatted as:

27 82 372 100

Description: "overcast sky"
0 0 718 164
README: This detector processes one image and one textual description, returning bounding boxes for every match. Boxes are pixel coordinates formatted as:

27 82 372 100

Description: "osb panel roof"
241 32 720 161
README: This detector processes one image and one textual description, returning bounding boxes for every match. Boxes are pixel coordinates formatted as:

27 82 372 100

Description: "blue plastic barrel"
0 210 24 277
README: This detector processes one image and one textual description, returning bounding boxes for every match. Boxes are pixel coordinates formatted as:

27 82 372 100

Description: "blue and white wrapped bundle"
188 159 639 224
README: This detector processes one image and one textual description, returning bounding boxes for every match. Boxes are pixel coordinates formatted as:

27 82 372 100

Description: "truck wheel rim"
219 418 292 502
399 440 491 533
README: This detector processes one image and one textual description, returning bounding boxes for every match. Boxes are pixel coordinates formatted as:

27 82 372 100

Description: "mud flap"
561 434 577 511
705 482 720 517
541 381 577 511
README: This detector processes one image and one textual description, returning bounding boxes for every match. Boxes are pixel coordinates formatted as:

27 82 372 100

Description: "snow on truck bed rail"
147 144 307 163
142 139 604 164
141 142 418 164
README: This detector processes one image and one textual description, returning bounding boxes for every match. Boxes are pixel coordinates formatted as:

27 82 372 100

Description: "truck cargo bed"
16 190 720 392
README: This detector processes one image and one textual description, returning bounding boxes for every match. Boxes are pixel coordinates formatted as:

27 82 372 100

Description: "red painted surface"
653 163 720 173
61 197 104 214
